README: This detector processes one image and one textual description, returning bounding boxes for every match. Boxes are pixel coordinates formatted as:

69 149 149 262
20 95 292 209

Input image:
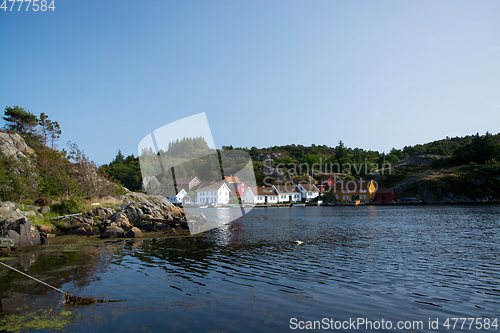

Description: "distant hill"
104 132 500 203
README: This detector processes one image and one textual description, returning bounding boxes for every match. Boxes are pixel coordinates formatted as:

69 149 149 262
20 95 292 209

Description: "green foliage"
2 105 38 136
0 106 124 203
101 151 142 191
39 112 62 149
452 132 500 166
51 198 84 215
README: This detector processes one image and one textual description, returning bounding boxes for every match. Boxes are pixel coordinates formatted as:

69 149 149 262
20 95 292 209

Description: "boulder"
0 210 25 223
110 211 132 229
7 230 20 247
36 225 55 234
99 227 124 239
1 218 41 247
68 227 93 236
24 210 36 217
63 223 92 233
124 227 143 238
0 202 16 215
94 207 116 220
39 206 51 214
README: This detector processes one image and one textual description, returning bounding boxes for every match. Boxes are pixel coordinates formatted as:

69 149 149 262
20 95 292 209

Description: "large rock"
24 210 37 217
0 209 25 223
0 202 16 214
1 218 41 247
94 207 116 220
7 230 20 247
39 206 51 214
110 211 132 229
0 131 31 161
99 227 124 239
124 227 143 238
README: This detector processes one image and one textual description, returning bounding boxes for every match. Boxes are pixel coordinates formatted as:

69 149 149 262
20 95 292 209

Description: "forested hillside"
103 132 500 199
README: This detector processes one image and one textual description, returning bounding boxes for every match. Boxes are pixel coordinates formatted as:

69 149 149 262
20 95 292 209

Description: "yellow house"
330 179 377 203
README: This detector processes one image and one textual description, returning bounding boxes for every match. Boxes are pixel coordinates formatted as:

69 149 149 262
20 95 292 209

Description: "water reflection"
1 205 499 332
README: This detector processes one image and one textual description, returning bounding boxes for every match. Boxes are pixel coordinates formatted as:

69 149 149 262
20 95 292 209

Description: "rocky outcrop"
391 154 449 169
0 130 33 162
0 190 186 248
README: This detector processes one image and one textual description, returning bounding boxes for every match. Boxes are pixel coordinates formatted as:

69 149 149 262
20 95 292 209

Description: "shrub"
51 198 83 215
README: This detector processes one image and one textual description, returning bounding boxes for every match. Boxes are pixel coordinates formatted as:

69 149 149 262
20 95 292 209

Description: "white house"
243 187 279 204
298 184 320 201
196 182 231 205
161 188 189 206
272 185 302 203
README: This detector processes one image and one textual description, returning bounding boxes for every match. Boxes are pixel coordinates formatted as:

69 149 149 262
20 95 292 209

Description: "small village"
160 176 397 207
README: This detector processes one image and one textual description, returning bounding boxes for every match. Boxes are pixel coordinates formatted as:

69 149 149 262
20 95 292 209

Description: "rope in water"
0 260 120 304
0 260 65 294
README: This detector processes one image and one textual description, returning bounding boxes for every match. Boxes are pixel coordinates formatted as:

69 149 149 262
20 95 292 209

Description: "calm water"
1 205 499 332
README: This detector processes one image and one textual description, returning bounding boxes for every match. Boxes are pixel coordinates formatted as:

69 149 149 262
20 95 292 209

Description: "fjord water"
2 205 500 332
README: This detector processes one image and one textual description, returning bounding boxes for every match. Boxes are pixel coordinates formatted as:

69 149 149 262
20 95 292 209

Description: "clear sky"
1 0 499 165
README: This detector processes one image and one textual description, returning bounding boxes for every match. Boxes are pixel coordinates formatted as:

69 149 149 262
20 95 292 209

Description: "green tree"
38 112 62 148
3 106 38 136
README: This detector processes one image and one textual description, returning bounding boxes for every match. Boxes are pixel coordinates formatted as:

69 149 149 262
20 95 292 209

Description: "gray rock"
24 210 36 217
0 210 25 223
0 201 16 214
63 223 92 232
94 207 116 220
4 218 41 247
0 131 30 161
39 206 50 214
7 230 20 247
99 227 124 239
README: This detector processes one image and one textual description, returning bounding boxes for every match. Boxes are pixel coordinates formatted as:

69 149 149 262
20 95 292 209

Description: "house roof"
224 176 240 183
197 181 229 191
299 184 320 192
273 184 301 193
168 176 198 186
248 187 277 196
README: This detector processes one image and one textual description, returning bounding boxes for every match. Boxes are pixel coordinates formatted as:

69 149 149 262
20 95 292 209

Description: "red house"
317 177 336 192
375 188 396 203
236 182 248 197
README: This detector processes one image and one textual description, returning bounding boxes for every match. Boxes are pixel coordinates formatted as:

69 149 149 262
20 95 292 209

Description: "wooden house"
196 181 231 205
297 184 320 201
330 179 377 203
243 186 278 204
272 184 302 203
375 188 396 203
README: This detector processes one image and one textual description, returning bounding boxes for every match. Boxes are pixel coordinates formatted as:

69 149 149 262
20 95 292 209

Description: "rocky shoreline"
0 191 189 255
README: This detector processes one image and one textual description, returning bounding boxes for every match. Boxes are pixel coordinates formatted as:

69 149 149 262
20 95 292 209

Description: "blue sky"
1 0 499 164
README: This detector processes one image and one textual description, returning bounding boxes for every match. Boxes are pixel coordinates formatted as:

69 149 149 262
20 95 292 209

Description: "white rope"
0 260 65 294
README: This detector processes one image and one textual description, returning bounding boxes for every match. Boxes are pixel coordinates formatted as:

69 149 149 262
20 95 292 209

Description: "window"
343 196 346 200
343 190 346 193
364 195 367 199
